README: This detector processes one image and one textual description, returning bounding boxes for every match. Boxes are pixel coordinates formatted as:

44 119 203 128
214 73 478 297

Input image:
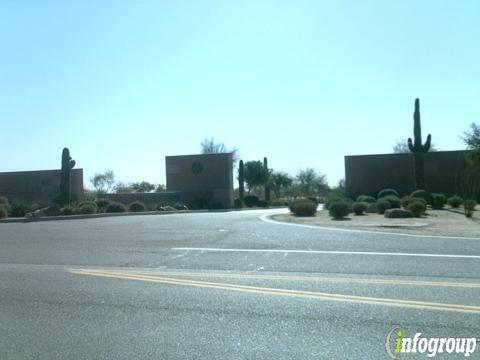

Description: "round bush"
9 203 31 218
244 195 259 208
291 199 317 216
379 195 401 209
464 199 476 218
410 190 432 205
352 202 367 215
0 196 9 206
431 193 446 209
95 198 112 209
78 201 98 210
79 204 97 214
408 201 426 217
325 196 352 210
356 195 376 203
61 205 75 215
447 196 463 208
105 202 127 213
0 206 8 219
328 201 350 220
377 189 399 198
376 200 391 215
401 196 426 209
129 201 146 212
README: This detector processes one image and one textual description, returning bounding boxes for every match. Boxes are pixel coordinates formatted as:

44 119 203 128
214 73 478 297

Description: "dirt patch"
272 208 480 238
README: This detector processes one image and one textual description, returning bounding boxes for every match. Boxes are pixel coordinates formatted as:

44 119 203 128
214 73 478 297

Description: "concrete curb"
0 206 288 224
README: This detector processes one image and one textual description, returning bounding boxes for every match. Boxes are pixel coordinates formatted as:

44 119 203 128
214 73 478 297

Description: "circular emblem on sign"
191 161 204 175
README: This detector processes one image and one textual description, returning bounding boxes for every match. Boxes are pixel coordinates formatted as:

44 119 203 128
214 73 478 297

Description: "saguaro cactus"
407 98 431 189
238 160 245 207
59 147 76 206
263 157 271 203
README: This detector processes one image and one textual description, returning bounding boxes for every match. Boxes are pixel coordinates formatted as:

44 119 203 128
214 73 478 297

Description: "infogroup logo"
386 327 477 358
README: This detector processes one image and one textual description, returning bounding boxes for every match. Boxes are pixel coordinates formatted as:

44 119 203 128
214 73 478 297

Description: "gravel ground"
272 207 480 238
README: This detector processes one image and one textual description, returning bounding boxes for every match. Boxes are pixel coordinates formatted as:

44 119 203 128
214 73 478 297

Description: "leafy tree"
131 181 156 193
155 184 166 192
462 123 480 163
200 137 239 166
114 182 134 193
270 171 293 197
90 170 115 194
244 160 268 193
295 168 329 196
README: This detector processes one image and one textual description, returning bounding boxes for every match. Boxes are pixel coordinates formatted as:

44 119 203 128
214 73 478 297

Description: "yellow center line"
71 269 480 315
125 270 480 289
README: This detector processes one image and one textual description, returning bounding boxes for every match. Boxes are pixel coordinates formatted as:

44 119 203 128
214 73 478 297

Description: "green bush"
61 205 76 216
447 196 463 208
352 202 367 215
377 189 399 198
376 200 391 215
408 201 426 217
105 202 127 213
401 196 426 209
79 204 96 214
379 195 401 209
8 203 32 218
464 199 476 218
328 201 350 220
431 193 446 209
0 205 8 219
129 201 146 212
290 199 317 217
79 201 98 210
270 198 288 206
356 195 376 203
0 196 9 206
324 196 352 210
244 195 259 208
95 198 112 209
410 190 432 205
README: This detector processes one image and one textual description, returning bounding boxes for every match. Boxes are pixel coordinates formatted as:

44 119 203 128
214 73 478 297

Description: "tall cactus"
238 160 245 207
263 157 271 203
59 147 76 206
407 98 431 189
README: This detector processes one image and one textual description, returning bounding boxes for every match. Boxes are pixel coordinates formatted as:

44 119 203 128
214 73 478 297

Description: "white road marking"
172 247 480 259
260 214 480 240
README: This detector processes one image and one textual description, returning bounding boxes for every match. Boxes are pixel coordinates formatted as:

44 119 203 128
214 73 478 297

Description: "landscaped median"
272 208 479 238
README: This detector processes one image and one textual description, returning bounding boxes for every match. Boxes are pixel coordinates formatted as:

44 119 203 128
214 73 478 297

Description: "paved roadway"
0 209 479 359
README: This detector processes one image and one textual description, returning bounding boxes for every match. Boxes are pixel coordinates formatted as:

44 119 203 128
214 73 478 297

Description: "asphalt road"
1 209 479 359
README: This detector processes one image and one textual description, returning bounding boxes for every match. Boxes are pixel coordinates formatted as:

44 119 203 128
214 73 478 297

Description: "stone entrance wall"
345 150 474 198
166 153 234 208
0 169 84 205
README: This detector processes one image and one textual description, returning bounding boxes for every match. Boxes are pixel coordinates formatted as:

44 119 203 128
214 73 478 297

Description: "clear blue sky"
1 1 479 188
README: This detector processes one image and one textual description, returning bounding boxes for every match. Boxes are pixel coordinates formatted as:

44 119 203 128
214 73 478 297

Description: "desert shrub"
464 199 477 218
352 202 367 215
325 195 352 210
0 196 9 206
105 202 127 213
244 195 259 208
447 196 463 208
95 198 112 209
290 199 317 216
78 201 98 210
257 200 269 208
379 195 401 209
366 202 378 213
376 199 391 215
129 201 146 212
356 195 376 203
431 193 446 209
61 205 76 215
8 203 31 218
410 189 432 205
271 198 288 206
79 204 96 214
328 201 350 220
377 189 399 198
0 206 8 219
407 201 426 217
173 202 188 210
401 196 426 209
